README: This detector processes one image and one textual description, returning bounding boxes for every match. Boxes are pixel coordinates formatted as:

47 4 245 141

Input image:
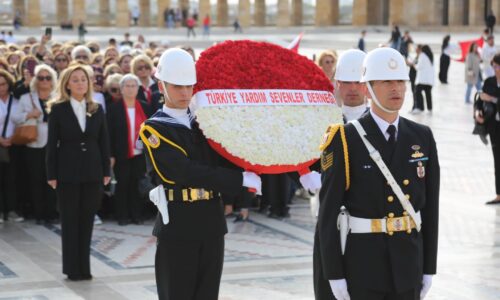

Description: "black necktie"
387 125 396 145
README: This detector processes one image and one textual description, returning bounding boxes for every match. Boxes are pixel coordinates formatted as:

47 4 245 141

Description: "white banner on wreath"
194 89 336 107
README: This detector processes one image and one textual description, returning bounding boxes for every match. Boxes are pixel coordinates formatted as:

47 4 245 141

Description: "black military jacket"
140 109 243 240
318 112 440 293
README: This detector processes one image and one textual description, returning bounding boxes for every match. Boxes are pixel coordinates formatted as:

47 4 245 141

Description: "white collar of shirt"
162 105 191 129
147 77 155 88
70 97 86 110
369 109 399 141
342 103 367 122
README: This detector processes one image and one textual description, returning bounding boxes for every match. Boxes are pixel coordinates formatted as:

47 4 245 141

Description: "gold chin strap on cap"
139 123 188 184
366 82 398 114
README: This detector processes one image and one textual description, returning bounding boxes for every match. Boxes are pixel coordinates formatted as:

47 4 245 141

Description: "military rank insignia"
321 152 333 171
148 133 160 148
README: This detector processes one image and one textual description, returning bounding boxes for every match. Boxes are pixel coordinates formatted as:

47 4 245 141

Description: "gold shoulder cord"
139 123 188 184
319 124 350 191
339 126 350 191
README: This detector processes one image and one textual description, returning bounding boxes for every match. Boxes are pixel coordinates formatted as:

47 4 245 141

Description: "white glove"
149 185 169 225
242 171 262 195
420 274 433 299
299 171 322 193
329 279 350 300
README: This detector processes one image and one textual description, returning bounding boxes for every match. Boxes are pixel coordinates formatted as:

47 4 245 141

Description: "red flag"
455 37 484 62
287 32 304 53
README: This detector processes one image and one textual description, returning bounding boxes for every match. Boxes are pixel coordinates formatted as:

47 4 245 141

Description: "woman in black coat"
107 74 151 225
46 64 111 281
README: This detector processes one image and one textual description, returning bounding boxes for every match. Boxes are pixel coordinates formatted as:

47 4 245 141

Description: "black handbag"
0 95 13 163
473 92 496 122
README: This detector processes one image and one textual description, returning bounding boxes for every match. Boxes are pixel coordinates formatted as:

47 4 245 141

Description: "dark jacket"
318 113 440 293
107 99 151 160
140 109 244 240
46 101 110 183
137 82 162 112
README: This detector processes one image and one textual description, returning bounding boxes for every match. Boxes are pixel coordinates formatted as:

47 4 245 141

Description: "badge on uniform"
417 161 425 178
321 152 333 171
411 145 424 159
148 133 160 147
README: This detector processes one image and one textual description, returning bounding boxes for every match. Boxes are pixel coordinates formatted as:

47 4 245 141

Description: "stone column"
217 0 229 26
199 0 210 27
352 0 369 25
254 0 266 26
12 0 25 21
157 0 171 27
180 0 190 10
493 0 500 17
98 0 111 26
418 0 444 26
238 0 251 27
139 0 151 26
56 0 68 25
291 0 302 26
315 0 338 26
469 0 486 25
277 0 290 27
448 0 466 25
25 0 42 26
116 0 130 27
388 0 404 25
72 0 86 27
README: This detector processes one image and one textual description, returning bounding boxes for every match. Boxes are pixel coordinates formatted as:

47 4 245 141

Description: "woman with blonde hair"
316 50 338 83
131 54 161 110
46 64 110 281
12 64 58 224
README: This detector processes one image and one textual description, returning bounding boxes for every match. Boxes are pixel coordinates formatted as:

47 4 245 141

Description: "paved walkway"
1 28 499 299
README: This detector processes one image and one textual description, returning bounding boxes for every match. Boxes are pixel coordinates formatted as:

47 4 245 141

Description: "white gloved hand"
420 274 433 299
329 279 350 300
299 171 322 193
242 171 262 195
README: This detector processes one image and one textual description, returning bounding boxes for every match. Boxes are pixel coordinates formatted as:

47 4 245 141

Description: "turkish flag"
455 37 484 62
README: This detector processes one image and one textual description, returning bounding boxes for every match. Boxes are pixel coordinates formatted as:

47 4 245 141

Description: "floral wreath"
193 40 342 174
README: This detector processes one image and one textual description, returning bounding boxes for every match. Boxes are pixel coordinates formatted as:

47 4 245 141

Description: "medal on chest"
417 161 425 178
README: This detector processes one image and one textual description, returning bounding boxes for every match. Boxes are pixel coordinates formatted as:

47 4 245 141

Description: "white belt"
348 212 421 235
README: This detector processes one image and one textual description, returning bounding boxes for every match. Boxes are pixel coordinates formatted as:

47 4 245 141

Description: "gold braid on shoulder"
319 124 350 191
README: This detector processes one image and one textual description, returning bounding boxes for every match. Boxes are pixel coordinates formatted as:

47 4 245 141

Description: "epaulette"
319 124 350 191
139 122 188 184
319 124 342 151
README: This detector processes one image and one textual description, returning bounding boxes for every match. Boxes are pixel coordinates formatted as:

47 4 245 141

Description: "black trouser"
187 27 196 37
223 189 252 209
57 182 102 278
262 174 291 216
155 235 225 300
25 147 56 221
489 121 500 194
114 155 145 222
415 84 433 111
409 66 417 110
439 54 450 83
313 230 335 300
0 146 17 219
349 286 420 300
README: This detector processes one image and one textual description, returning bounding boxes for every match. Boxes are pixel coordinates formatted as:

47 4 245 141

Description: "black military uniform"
316 111 440 299
140 108 245 300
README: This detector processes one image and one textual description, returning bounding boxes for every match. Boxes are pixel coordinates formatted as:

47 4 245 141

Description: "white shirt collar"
342 103 367 122
70 97 86 109
370 109 399 139
162 105 188 117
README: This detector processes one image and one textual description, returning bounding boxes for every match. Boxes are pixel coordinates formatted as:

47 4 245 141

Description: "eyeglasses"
110 87 120 93
37 75 52 81
324 60 335 64
75 55 89 60
136 65 151 71
55 58 67 62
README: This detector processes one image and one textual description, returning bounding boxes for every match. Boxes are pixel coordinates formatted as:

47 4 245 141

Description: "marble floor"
1 27 500 299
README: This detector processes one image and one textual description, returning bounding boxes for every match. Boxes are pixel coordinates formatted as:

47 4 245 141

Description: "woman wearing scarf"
107 74 151 225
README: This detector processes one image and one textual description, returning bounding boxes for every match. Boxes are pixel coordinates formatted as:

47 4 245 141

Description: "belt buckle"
386 216 410 233
189 188 206 202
